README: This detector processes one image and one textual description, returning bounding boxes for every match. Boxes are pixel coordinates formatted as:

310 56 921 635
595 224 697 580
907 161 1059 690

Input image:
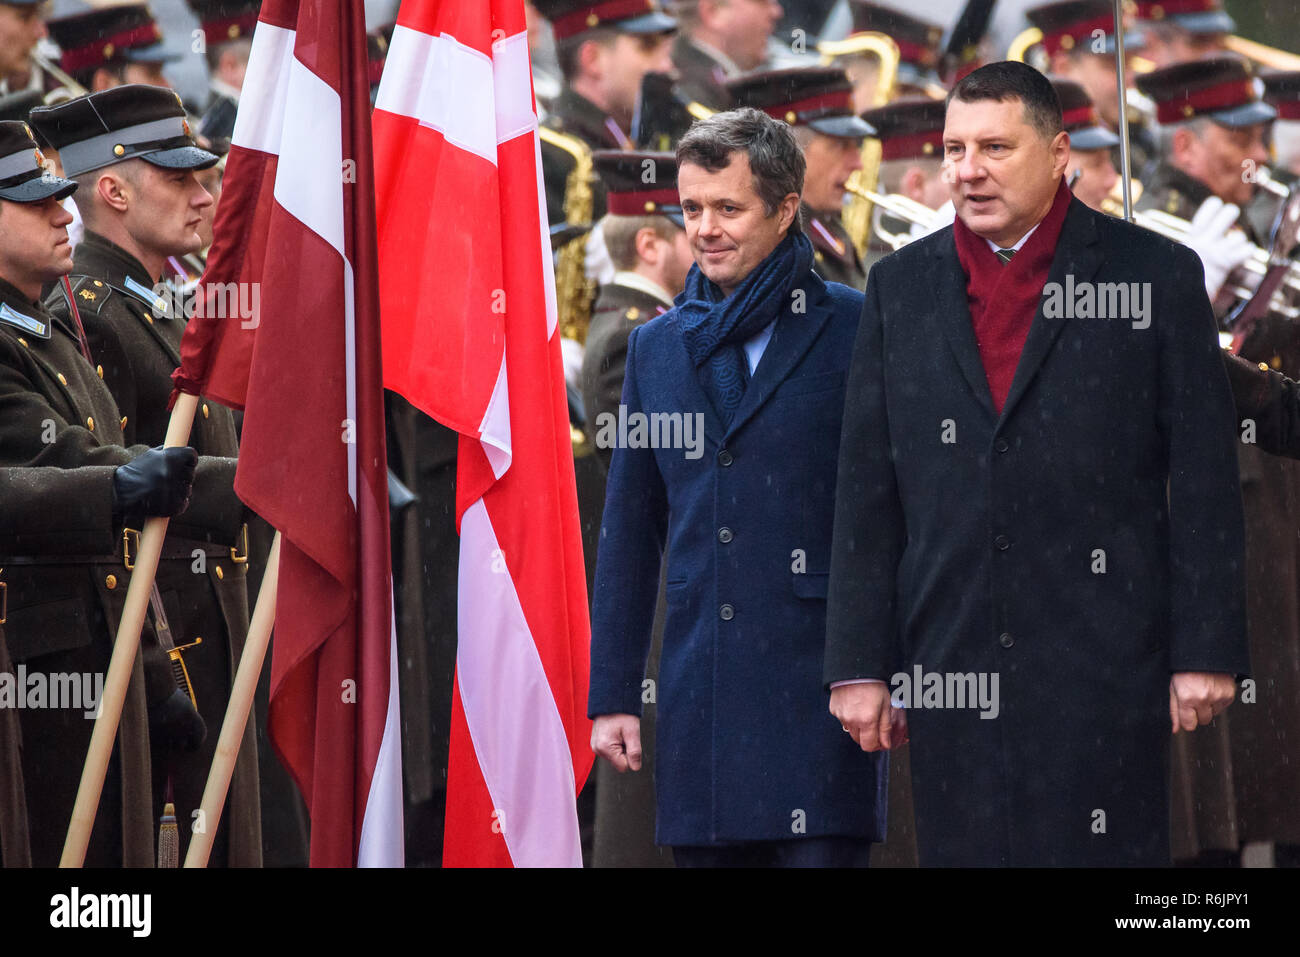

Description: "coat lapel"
723 275 833 441
997 200 1103 426
930 233 997 421
666 330 727 450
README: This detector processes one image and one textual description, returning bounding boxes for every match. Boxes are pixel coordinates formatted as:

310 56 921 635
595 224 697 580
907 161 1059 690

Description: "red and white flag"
172 0 403 867
373 0 593 866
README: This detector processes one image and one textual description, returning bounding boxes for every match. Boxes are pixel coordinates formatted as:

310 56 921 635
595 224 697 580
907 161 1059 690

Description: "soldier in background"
1132 0 1232 69
31 86 263 867
670 0 782 111
1138 56 1300 868
726 67 875 289
45 3 179 93
187 0 260 143
835 2 946 111
1052 76 1121 211
0 0 46 96
580 150 692 867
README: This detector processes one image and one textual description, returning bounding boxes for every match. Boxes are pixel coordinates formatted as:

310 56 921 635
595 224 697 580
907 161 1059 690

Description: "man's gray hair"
676 107 805 232
1156 115 1211 157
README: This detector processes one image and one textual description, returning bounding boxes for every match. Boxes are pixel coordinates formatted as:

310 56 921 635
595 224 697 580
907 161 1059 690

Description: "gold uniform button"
145 314 154 324
96 364 104 378
86 417 95 432
105 574 117 590
215 565 224 580
93 280 103 287
626 307 640 321
17 337 27 348
113 143 125 156
1260 362 1270 371
1060 34 1075 50
202 403 210 419
784 110 797 124
57 373 67 385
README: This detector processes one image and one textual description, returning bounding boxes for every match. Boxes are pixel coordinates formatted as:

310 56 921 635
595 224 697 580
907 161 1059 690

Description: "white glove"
584 220 616 286
917 199 956 239
560 336 585 390
1183 196 1252 300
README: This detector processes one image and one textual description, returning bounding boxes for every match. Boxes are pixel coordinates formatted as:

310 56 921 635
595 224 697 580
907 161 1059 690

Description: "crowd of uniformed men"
1 0 1299 867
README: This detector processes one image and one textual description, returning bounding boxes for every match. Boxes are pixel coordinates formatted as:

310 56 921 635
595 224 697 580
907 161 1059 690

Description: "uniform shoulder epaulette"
0 301 51 339
539 125 591 165
51 275 114 318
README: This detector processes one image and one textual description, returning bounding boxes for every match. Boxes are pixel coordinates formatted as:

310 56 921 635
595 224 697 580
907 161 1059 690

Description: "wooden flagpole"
61 392 200 867
184 530 281 868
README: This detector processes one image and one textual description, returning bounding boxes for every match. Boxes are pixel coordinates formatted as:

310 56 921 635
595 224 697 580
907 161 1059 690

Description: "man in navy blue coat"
587 106 886 867
826 62 1250 866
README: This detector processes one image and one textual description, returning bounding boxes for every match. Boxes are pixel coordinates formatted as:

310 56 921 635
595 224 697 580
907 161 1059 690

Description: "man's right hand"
113 446 198 519
831 681 906 752
591 713 642 772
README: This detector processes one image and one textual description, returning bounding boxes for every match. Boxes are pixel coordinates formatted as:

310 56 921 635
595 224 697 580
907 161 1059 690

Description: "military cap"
1132 0 1234 35
533 0 676 42
46 3 178 84
1025 0 1144 57
1262 71 1300 121
725 67 875 139
29 84 218 177
1136 56 1275 128
859 96 945 160
0 120 76 202
1050 77 1119 150
843 2 944 89
594 149 682 226
184 0 261 47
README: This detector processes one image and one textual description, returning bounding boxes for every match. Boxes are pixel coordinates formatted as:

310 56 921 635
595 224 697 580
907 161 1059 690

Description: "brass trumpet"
845 182 939 251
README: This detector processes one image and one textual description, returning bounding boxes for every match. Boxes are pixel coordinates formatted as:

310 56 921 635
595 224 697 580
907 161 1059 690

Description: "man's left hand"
1169 672 1236 733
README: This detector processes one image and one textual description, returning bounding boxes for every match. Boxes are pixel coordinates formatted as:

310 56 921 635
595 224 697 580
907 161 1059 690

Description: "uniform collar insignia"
122 274 171 317
0 302 50 339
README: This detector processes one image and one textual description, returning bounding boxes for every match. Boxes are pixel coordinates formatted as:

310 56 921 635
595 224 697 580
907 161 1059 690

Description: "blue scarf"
670 231 814 422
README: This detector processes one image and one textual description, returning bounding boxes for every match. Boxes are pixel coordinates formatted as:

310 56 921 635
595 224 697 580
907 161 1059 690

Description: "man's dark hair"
675 107 805 232
947 61 1064 142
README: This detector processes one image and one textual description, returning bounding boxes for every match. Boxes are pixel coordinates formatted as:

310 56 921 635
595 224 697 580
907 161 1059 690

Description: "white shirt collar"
611 271 674 307
984 221 1040 255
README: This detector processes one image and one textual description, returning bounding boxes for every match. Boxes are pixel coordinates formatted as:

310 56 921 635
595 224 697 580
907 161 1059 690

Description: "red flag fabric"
172 0 403 867
373 0 592 866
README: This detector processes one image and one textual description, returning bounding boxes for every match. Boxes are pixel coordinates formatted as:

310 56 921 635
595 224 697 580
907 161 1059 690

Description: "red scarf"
952 178 1073 413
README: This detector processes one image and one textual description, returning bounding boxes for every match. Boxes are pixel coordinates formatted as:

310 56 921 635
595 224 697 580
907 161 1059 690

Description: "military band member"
187 0 260 143
1052 76 1120 212
859 95 951 273
1248 71 1300 244
0 119 217 867
30 86 263 868
0 0 45 96
837 1 946 110
726 67 875 289
669 0 781 112
44 3 179 93
1133 0 1233 69
1137 56 1300 867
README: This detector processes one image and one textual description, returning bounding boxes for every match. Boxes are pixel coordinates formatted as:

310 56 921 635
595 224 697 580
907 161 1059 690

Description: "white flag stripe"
358 598 406 867
274 59 345 258
457 499 583 868
532 129 559 340
478 354 512 480
377 26 498 165
232 22 295 155
491 31 536 146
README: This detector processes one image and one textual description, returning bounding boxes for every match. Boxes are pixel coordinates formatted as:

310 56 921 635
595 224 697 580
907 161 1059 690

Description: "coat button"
202 403 210 419
215 564 224 580
999 632 1014 648
718 527 733 544
105 574 117 590
994 534 1010 550
97 365 104 378
994 437 1009 453
718 449 733 467
719 603 735 620
57 373 67 385
86 416 95 432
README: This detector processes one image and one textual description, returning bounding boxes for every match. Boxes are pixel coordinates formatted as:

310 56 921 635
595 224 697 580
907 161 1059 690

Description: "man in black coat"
825 62 1249 867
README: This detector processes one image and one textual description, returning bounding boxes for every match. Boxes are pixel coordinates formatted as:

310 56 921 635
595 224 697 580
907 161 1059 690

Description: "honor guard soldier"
1052 77 1121 212
725 67 875 290
1247 71 1300 244
832 2 946 109
859 96 951 271
45 3 179 93
1133 0 1233 68
0 119 227 866
1137 55 1300 868
186 0 261 143
29 86 263 867
670 0 780 112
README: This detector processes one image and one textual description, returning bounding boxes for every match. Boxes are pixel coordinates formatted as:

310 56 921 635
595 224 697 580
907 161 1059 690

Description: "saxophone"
819 32 901 257
539 126 598 344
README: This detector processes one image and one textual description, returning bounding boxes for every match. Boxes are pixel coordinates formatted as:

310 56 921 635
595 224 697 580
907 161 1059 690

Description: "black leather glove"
112 446 198 521
142 642 206 756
